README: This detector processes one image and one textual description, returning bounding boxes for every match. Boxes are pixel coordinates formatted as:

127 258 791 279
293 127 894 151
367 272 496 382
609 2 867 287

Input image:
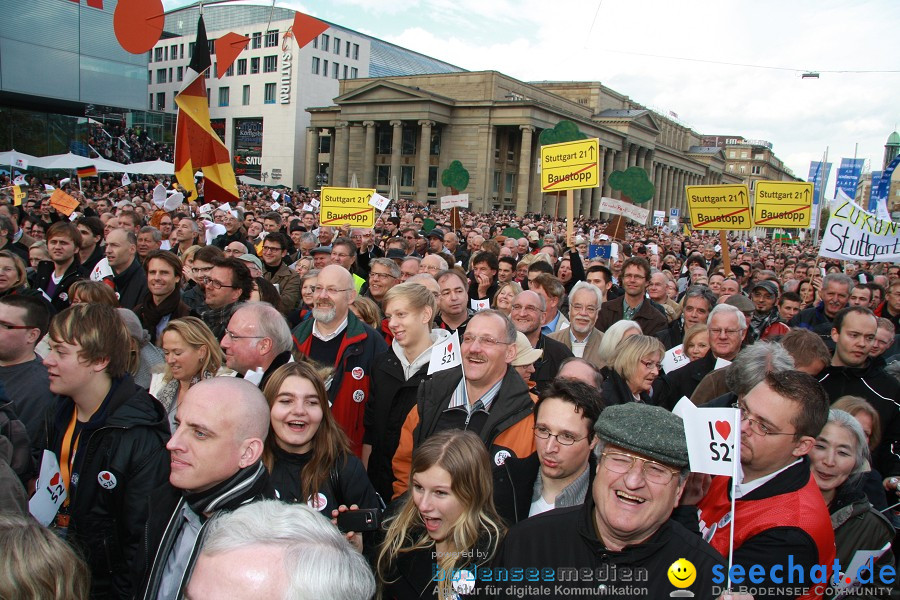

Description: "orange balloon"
114 0 165 55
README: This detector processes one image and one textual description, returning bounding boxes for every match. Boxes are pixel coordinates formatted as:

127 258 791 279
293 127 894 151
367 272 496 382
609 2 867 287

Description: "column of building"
416 120 434 203
305 127 318 188
362 121 376 188
333 122 350 187
516 125 534 215
389 120 403 191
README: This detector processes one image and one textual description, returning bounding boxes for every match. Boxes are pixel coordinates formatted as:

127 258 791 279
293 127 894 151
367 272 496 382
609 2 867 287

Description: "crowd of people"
88 122 174 165
0 171 899 600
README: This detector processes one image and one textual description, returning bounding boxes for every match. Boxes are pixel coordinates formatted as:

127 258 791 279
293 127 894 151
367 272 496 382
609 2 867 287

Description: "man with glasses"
493 378 603 523
597 257 667 335
549 281 604 366
656 303 747 410
330 237 366 292
259 232 301 313
392 309 536 498
697 371 834 599
292 264 386 456
364 257 400 314
199 257 252 340
181 246 222 314
221 302 293 389
510 290 573 395
497 402 726 599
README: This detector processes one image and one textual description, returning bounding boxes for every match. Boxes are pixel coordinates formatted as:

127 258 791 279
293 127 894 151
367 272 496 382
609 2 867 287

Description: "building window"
265 30 278 47
333 37 341 54
376 125 392 154
263 55 277 73
401 166 414 187
728 164 735 172
741 151 748 159
751 165 762 175
147 71 152 84
189 42 195 58
401 125 416 155
164 46 168 61
156 68 167 84
343 65 348 79
242 85 250 105
168 67 172 81
492 171 500 194
353 43 359 59
728 150 736 158
170 44 177 59
376 165 390 186
154 47 163 62
312 36 317 49
156 92 166 111
318 135 331 154
225 64 234 77
264 83 276 104
505 173 516 196
430 127 441 155
322 59 328 77
208 39 215 55
332 62 339 79
345 40 351 57
177 66 183 81
206 88 210 106
252 32 262 49
312 57 320 74
321 34 329 52
237 59 247 75
213 62 218 78
250 57 260 74
739 165 746 174
218 87 229 107
350 67 358 78
180 44 184 59
494 136 501 160
149 94 152 109
428 166 438 188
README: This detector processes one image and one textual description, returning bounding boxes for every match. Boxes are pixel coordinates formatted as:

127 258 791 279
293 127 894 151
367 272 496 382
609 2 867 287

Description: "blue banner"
589 244 611 259
807 161 833 206
873 154 900 207
869 171 882 211
834 158 865 199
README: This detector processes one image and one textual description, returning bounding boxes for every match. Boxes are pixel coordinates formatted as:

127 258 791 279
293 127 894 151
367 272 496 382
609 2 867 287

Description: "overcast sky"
165 0 899 195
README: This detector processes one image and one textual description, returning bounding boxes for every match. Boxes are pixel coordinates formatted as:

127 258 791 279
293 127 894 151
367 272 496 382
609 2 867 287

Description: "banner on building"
819 194 900 262
869 171 883 212
872 154 900 211
834 158 865 200
233 118 264 179
807 160 832 206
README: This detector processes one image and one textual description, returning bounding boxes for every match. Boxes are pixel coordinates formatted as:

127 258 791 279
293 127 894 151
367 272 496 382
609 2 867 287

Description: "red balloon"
114 0 165 55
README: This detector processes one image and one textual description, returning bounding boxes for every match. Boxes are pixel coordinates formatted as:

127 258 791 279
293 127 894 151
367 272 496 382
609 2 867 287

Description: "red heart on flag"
447 343 453 352
714 421 731 440
50 473 60 486
101 472 111 481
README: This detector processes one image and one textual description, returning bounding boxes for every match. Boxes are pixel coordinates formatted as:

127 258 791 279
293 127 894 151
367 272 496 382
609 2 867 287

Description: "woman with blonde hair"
149 316 228 431
351 295 382 330
0 514 91 600
492 281 522 315
594 319 641 368
376 429 504 599
0 249 29 298
70 279 119 306
683 323 710 362
366 281 449 501
263 361 378 514
601 334 665 405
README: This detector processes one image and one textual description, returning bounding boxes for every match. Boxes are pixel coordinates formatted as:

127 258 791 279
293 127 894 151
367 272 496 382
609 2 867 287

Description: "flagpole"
726 408 741 592
812 146 829 246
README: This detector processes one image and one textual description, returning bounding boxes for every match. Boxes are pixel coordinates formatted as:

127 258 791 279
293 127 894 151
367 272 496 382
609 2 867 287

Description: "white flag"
29 450 67 526
44 184 55 191
13 174 25 186
272 191 280 200
428 331 462 375
152 183 167 207
470 298 490 312
369 192 391 212
13 157 28 170
121 173 131 187
90 257 115 282
672 397 740 477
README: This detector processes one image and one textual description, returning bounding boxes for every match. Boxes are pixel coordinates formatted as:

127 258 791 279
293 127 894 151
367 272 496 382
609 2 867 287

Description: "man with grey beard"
291 264 387 456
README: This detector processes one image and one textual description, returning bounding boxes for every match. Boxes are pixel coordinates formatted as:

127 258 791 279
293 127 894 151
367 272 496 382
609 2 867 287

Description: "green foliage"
539 120 587 146
608 167 655 204
441 161 470 192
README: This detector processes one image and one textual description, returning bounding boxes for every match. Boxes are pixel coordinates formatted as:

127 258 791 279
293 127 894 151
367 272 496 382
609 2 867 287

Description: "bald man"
133 378 271 600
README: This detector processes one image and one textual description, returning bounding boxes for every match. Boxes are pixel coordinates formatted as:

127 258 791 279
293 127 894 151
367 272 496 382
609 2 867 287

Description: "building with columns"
308 72 743 217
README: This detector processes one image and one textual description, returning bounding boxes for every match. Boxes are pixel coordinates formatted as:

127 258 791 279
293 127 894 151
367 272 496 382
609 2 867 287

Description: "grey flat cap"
594 403 688 468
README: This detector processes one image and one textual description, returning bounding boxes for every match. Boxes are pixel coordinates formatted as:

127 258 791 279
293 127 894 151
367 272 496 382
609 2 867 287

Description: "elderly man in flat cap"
494 403 733 599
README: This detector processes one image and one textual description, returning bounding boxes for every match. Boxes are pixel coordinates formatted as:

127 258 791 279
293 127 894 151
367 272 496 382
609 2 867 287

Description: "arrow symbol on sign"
588 145 595 159
803 189 810 200
738 190 746 201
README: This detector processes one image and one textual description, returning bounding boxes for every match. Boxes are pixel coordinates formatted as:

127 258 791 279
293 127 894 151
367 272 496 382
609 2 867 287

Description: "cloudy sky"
166 0 898 194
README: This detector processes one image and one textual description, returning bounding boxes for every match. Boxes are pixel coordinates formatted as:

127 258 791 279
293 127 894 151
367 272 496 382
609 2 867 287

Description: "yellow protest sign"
319 187 376 227
685 184 752 230
753 181 813 228
540 139 600 192
12 185 25 206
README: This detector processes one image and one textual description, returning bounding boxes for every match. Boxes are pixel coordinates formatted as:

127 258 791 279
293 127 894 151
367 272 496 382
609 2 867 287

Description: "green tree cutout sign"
441 160 470 193
609 166 655 204
539 120 587 146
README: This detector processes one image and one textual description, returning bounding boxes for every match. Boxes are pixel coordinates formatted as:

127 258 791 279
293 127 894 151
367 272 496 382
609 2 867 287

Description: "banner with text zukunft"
819 196 900 263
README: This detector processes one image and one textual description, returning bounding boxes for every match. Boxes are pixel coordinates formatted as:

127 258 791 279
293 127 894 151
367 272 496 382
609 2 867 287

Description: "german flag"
174 15 238 204
76 165 98 178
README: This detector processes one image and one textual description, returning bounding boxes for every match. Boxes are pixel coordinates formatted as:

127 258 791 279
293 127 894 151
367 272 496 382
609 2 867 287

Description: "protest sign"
672 398 741 477
428 331 461 375
819 195 900 262
685 184 752 230
320 187 376 227
598 197 650 224
662 344 690 373
369 192 391 211
440 193 469 209
49 189 79 217
29 450 66 526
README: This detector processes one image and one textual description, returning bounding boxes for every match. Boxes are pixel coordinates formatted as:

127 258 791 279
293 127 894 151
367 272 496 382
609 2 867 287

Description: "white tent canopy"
126 160 175 175
1 150 172 174
0 150 41 167
29 152 99 170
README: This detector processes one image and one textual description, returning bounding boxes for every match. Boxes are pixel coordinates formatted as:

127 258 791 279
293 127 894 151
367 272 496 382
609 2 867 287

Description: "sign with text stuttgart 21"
753 181 813 228
320 187 376 227
540 139 600 192
685 184 752 230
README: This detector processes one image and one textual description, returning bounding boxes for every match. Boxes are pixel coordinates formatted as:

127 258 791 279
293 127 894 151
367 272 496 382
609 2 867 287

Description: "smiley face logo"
667 558 696 589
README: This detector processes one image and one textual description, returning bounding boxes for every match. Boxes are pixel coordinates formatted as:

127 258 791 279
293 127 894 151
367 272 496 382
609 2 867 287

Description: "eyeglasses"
312 286 351 296
223 329 265 341
639 359 662 372
511 303 542 314
733 402 796 437
0 321 34 331
709 327 742 337
570 303 598 314
533 426 588 446
369 271 397 280
600 450 679 484
261 246 283 253
461 334 511 347
203 277 236 290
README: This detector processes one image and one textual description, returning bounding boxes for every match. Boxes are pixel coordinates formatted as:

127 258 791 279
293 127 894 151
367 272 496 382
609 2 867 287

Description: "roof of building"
887 131 900 146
